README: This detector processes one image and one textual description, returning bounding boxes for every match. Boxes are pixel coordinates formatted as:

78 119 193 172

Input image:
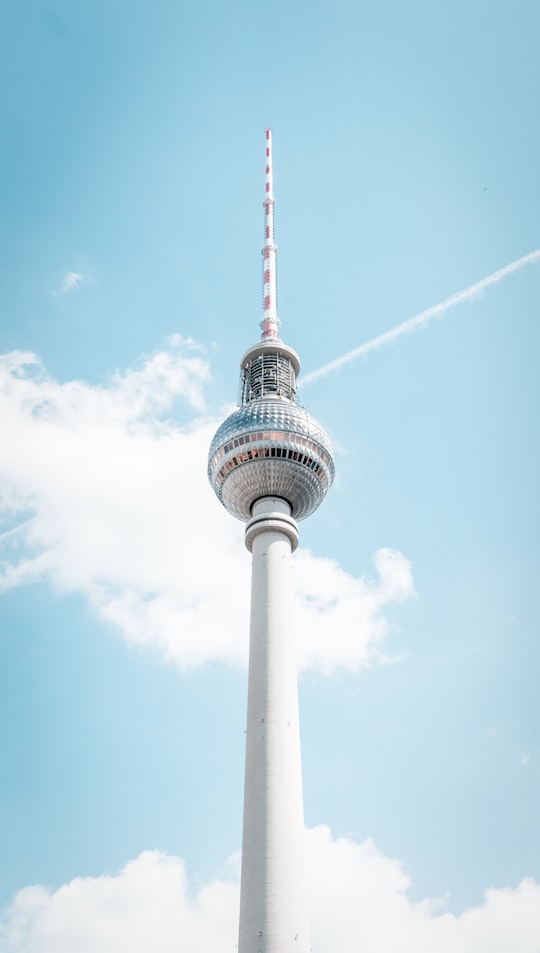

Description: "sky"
0 1 539 950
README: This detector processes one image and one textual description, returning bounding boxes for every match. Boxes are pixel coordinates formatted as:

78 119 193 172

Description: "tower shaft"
239 497 311 953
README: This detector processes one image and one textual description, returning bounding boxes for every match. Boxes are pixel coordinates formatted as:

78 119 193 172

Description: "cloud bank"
1 827 539 953
0 342 413 673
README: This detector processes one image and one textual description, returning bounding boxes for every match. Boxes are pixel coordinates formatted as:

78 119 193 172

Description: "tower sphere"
208 342 334 522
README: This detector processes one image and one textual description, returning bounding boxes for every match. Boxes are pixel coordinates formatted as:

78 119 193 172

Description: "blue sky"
1 1 539 949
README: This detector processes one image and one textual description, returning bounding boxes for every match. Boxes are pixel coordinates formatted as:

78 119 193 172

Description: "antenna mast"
260 129 280 340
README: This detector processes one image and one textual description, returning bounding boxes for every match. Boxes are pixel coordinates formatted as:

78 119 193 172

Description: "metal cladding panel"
208 399 335 522
220 457 327 521
208 399 333 457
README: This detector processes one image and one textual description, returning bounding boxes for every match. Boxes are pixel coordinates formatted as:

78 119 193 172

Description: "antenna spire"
260 129 280 340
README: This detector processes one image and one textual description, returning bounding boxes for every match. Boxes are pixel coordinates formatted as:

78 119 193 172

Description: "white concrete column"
239 497 311 953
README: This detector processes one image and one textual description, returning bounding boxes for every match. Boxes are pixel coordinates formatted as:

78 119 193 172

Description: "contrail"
300 249 540 387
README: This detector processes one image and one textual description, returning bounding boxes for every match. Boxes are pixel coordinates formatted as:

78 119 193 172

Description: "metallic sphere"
208 396 335 522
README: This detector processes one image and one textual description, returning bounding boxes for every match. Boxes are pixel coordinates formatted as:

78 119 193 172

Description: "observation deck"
208 339 334 522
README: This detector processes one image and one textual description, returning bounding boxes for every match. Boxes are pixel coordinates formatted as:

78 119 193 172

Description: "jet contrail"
300 249 540 387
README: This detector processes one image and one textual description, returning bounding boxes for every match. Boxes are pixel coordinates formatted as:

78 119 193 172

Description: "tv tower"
208 130 335 953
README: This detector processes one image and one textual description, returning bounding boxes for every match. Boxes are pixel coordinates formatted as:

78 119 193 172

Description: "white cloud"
307 827 540 953
295 547 414 673
1 828 539 953
167 332 206 351
0 344 414 673
54 272 91 296
0 851 238 953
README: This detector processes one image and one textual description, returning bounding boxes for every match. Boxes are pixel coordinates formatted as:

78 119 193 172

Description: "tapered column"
239 497 310 953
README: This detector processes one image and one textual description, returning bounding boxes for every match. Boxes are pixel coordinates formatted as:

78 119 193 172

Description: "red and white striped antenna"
260 129 280 340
